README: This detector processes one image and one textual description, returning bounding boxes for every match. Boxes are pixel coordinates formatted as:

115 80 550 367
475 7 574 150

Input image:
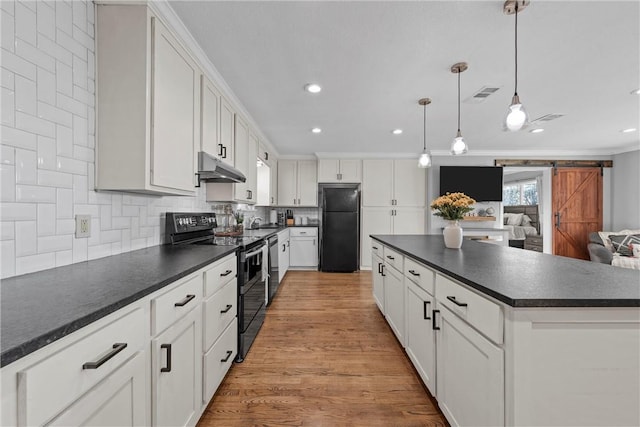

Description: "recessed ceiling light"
621 128 637 133
304 84 322 94
392 129 403 135
530 128 544 133
631 89 640 95
311 128 322 133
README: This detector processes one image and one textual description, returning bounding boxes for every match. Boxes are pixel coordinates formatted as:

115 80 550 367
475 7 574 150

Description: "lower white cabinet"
203 318 238 402
435 305 504 427
152 306 202 427
278 229 290 279
383 262 405 345
289 228 318 268
371 252 385 313
48 352 147 427
405 279 436 396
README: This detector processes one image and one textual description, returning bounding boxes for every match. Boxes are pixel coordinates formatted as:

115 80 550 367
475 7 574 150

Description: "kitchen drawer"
17 306 146 427
203 254 237 298
152 272 203 336
289 227 317 237
203 318 237 403
404 257 435 295
435 274 503 345
383 246 403 272
371 242 383 258
203 278 237 351
526 236 543 245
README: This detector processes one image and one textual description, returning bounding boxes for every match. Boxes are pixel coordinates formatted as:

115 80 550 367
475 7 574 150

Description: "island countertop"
0 244 238 367
371 235 640 308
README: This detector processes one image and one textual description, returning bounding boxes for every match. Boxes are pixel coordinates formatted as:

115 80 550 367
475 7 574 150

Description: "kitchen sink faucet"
249 217 263 229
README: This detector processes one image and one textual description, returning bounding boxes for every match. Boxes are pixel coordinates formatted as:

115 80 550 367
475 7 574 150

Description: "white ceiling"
170 1 640 156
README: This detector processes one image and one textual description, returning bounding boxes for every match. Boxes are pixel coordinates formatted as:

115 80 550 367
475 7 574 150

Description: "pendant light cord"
423 103 427 150
514 3 518 96
457 71 461 132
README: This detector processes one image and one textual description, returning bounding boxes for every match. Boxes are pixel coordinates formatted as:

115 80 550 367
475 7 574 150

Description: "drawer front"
371 242 383 258
435 274 503 345
152 272 203 336
203 278 238 351
383 247 403 272
526 244 543 252
289 227 317 237
527 236 543 244
18 306 146 427
204 254 237 298
404 257 435 295
203 318 237 403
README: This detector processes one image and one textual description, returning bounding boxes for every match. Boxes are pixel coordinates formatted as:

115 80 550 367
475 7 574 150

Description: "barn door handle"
555 212 561 228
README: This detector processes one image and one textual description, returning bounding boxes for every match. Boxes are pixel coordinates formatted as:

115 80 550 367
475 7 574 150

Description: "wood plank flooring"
197 271 448 427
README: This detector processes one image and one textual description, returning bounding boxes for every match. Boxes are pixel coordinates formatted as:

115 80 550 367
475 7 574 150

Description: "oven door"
238 244 266 332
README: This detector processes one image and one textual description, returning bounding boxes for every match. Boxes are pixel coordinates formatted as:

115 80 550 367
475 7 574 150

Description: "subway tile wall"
1 0 211 278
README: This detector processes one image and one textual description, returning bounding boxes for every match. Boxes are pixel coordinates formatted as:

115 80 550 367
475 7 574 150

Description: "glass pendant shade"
450 130 468 155
418 150 432 168
504 95 529 131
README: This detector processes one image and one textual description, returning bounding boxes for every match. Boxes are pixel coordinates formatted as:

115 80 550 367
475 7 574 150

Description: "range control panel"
168 212 217 233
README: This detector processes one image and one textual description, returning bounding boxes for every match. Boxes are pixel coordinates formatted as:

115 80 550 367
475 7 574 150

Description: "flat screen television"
439 166 503 202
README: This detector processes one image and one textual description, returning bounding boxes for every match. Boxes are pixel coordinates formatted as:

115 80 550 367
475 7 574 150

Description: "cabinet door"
362 160 393 206
405 281 436 395
393 208 425 234
393 160 426 207
151 19 198 193
153 307 202 427
246 130 259 203
289 237 318 267
436 306 504 427
371 253 385 313
270 160 278 206
201 76 221 157
317 159 340 183
297 160 318 206
219 97 235 166
48 352 147 426
383 264 404 345
233 115 250 202
339 159 362 183
277 160 297 206
283 238 290 275
361 208 392 268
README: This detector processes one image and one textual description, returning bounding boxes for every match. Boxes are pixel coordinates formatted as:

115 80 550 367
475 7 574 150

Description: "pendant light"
418 98 432 168
450 62 468 155
503 0 529 131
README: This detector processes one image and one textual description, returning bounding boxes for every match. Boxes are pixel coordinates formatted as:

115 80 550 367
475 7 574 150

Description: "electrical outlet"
75 215 91 238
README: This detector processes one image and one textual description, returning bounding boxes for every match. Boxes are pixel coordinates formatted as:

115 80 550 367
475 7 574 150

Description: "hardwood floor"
198 271 448 427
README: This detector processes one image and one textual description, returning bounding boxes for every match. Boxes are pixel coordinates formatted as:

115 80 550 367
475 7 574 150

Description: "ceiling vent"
532 113 565 123
464 86 501 104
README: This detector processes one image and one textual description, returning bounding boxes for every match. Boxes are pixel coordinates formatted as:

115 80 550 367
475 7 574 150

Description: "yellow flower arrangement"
430 192 476 221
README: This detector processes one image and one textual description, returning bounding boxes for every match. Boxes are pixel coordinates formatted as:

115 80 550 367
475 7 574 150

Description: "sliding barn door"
552 168 603 260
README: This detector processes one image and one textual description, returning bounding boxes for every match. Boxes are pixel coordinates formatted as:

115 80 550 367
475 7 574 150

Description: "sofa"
587 232 613 264
588 230 640 270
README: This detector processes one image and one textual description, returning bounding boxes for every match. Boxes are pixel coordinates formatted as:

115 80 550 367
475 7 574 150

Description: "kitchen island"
371 234 640 427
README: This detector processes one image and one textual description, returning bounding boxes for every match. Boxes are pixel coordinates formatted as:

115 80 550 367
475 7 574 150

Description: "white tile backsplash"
1 0 214 279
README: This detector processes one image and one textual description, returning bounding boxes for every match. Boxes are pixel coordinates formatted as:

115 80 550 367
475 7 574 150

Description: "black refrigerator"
319 184 360 272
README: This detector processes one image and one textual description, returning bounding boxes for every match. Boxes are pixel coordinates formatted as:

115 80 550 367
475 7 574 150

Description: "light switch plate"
75 215 91 238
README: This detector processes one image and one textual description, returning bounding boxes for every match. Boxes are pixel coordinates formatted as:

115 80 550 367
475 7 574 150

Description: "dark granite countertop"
1 244 237 367
371 235 640 308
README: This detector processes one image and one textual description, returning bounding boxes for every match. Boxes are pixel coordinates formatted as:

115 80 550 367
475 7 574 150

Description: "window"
503 180 538 206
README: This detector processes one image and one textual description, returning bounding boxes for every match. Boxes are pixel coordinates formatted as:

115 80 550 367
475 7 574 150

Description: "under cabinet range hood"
196 151 246 184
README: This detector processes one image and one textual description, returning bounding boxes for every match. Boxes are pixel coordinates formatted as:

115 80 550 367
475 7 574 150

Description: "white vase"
443 220 463 249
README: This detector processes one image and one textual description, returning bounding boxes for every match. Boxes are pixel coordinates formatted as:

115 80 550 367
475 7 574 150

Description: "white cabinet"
270 160 278 206
289 228 318 268
278 229 290 278
361 208 425 268
201 76 232 164
435 305 504 427
96 5 199 195
317 159 361 183
371 250 385 313
219 96 235 167
405 277 436 396
362 159 425 207
382 258 405 345
277 160 317 206
257 142 272 166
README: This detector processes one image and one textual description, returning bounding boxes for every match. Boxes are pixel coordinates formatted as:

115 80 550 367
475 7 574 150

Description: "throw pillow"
503 213 514 225
521 214 533 226
608 234 640 257
632 243 640 258
507 213 524 226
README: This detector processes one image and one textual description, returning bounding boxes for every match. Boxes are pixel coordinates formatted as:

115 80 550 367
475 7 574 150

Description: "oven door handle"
245 245 266 259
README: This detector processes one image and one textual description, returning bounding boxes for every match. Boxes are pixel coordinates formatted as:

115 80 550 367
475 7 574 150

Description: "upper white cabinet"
362 160 425 207
317 159 361 183
96 5 199 196
277 160 317 206
232 118 257 203
200 76 236 167
219 97 235 166
270 160 278 206
257 142 272 166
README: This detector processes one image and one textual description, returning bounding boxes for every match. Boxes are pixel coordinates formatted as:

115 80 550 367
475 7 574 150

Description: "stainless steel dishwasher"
267 235 279 306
